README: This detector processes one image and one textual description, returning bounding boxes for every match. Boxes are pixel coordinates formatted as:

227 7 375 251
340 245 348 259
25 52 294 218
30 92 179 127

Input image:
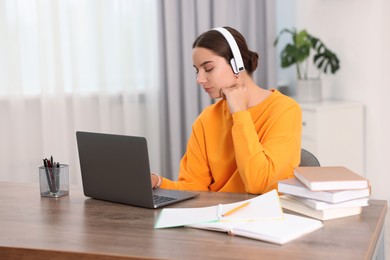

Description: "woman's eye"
205 68 213 72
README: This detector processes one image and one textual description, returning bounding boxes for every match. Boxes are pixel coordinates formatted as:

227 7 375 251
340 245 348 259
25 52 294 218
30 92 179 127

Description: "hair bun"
249 51 259 72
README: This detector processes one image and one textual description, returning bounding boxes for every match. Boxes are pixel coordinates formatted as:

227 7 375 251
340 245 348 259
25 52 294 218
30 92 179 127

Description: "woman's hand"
220 78 248 113
150 172 161 189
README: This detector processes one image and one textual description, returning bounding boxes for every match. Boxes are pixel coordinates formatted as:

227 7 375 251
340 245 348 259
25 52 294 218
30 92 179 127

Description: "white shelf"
299 100 364 175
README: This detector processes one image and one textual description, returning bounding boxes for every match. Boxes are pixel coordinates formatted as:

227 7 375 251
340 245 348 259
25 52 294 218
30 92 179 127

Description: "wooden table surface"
0 182 387 260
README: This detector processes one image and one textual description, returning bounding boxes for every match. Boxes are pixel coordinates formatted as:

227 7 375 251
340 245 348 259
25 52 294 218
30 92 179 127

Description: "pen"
53 160 60 193
222 201 250 217
43 159 55 193
46 158 55 190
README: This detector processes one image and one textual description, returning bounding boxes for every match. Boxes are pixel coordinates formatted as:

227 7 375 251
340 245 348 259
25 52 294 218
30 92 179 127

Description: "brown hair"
192 26 259 75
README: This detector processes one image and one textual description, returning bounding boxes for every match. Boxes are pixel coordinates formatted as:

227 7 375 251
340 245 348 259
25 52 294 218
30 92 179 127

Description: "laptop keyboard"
153 195 176 205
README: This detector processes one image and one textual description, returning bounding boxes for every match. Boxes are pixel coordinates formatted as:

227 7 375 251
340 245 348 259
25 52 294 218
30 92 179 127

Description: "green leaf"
274 27 340 77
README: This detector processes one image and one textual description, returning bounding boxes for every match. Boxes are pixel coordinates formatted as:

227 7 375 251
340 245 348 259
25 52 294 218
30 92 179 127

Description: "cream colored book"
187 213 323 245
294 166 369 191
278 177 370 203
154 189 283 229
280 195 363 220
286 195 369 210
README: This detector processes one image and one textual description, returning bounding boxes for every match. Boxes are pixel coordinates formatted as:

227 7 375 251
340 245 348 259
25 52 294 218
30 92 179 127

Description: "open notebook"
154 189 323 245
188 213 323 245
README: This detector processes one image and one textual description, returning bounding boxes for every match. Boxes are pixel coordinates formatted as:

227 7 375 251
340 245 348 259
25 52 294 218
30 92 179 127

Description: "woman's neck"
245 79 272 108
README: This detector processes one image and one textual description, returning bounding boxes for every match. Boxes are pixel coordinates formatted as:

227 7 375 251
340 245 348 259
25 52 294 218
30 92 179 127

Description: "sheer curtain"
158 0 276 180
0 0 161 185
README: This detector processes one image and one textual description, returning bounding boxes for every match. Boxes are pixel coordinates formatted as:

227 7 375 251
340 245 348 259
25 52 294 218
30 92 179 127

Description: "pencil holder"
39 164 69 198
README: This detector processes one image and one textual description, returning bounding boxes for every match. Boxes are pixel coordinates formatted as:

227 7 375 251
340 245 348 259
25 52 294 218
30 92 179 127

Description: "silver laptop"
76 131 198 209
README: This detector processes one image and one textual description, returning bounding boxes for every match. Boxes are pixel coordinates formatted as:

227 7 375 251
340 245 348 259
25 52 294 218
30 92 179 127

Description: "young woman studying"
151 26 302 194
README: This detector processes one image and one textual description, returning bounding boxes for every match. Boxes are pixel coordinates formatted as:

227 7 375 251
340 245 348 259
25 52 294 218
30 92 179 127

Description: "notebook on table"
76 131 198 209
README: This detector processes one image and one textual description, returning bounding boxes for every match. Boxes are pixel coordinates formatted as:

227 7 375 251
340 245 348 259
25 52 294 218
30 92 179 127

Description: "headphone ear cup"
230 58 239 74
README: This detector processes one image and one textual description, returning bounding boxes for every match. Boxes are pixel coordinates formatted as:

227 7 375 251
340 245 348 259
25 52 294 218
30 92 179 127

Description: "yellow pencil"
222 201 250 217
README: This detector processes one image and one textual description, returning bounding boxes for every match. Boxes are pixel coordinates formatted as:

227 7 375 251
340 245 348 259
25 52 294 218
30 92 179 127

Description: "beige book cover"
280 195 363 221
294 166 369 191
278 177 370 203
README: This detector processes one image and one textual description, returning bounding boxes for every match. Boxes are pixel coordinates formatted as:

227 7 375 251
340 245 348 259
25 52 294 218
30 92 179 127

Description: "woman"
151 26 302 194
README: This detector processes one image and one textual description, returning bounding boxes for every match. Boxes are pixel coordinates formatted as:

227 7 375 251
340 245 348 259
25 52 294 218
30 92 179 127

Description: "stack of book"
278 166 370 221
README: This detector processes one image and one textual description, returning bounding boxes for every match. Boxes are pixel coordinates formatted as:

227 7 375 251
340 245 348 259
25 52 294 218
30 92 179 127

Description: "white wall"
279 0 390 256
291 0 390 202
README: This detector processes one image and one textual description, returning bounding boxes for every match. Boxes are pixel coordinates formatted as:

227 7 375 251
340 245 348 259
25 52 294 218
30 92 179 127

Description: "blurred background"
1 0 389 254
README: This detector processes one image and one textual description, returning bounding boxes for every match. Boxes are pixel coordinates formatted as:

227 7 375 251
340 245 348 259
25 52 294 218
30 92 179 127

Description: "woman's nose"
196 71 206 84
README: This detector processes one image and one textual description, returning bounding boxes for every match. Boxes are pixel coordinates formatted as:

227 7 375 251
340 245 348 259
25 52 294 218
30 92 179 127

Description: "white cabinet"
300 101 364 174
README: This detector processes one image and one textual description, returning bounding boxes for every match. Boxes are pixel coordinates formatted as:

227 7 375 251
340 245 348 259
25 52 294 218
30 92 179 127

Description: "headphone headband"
212 27 245 74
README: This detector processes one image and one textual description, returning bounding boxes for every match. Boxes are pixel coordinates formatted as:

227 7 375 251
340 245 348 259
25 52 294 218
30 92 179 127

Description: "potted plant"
274 28 340 102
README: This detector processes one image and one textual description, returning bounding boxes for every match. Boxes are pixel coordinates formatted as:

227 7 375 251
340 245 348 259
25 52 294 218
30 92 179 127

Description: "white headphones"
212 27 245 74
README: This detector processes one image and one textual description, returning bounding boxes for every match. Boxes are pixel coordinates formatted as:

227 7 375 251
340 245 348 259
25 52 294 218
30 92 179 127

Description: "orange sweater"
160 90 302 194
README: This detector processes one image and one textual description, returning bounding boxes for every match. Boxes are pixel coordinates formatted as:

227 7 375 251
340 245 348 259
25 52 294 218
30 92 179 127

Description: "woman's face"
192 47 237 99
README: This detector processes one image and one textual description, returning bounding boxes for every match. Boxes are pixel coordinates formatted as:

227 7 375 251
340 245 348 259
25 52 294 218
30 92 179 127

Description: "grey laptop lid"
76 131 198 209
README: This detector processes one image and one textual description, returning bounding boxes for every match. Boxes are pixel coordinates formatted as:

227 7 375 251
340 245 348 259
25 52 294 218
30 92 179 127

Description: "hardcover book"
294 166 369 191
285 195 369 210
278 177 370 203
280 195 362 221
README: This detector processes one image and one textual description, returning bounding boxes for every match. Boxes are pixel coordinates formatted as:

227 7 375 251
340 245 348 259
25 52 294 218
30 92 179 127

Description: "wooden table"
0 182 387 259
